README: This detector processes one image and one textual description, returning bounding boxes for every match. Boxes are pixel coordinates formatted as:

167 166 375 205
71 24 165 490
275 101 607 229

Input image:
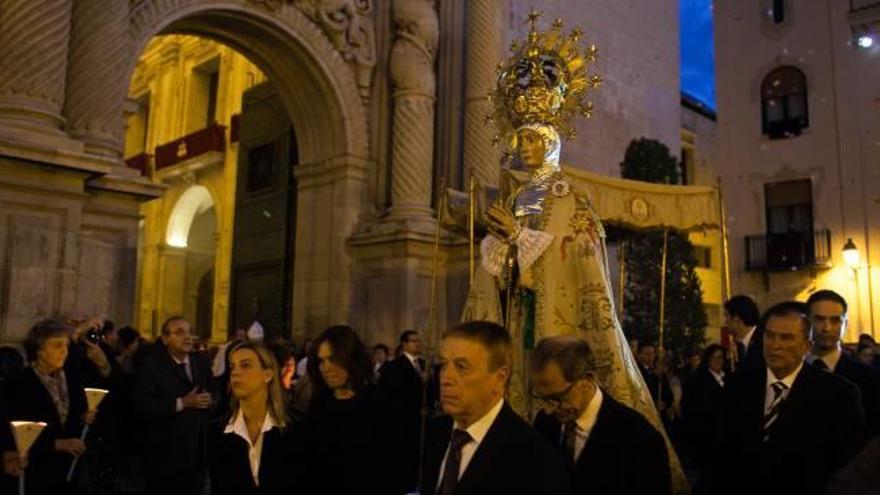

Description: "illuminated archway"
166 185 215 248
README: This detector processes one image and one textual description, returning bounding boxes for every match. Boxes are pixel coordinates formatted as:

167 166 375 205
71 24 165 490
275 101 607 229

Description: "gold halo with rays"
487 8 602 146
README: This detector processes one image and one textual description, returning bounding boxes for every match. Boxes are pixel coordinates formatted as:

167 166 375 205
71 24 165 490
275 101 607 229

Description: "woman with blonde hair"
208 341 304 494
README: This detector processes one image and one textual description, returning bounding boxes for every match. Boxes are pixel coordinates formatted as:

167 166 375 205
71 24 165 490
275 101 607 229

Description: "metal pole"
468 172 476 290
659 228 669 353
618 240 626 319
428 177 446 344
717 177 731 301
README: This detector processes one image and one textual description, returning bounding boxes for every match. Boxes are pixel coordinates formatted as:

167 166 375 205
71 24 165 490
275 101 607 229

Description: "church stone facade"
0 0 680 347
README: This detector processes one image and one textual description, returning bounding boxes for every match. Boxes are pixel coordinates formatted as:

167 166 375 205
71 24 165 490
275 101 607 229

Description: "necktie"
813 359 829 371
179 362 191 383
417 357 426 372
763 381 788 440
561 421 578 464
440 429 473 495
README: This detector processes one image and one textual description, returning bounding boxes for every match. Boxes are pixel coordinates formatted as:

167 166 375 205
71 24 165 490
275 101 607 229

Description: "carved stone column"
0 0 78 149
387 0 438 224
463 0 503 188
64 0 129 158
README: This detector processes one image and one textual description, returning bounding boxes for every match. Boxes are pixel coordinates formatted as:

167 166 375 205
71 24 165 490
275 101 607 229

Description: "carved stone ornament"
293 0 376 93
248 0 284 10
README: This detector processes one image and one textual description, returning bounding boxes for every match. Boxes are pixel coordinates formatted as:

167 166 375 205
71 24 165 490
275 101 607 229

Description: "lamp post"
842 238 862 337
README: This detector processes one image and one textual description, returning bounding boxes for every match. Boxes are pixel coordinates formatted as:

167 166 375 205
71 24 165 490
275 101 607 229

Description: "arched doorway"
125 1 370 340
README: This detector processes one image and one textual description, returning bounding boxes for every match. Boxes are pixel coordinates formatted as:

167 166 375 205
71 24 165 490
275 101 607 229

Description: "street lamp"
843 238 860 269
842 238 863 337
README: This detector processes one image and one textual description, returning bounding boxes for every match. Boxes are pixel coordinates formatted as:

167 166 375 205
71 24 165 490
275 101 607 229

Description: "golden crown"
488 9 602 144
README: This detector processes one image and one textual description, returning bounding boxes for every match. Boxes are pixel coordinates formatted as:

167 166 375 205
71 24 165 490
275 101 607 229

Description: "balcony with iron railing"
745 229 832 272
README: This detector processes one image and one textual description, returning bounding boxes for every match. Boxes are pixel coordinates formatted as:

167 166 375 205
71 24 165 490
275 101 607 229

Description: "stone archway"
121 1 373 338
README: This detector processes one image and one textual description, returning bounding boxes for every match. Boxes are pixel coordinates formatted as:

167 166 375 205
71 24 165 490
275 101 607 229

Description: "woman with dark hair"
5 319 92 495
682 344 728 494
302 325 386 494
208 341 304 495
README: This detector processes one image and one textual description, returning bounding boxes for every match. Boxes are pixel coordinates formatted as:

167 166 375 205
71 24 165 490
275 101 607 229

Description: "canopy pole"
618 240 626 319
717 176 731 301
468 171 476 290
659 228 669 353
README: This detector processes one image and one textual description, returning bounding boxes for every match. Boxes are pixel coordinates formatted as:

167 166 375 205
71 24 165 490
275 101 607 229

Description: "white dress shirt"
437 398 505 486
709 369 725 388
224 410 277 487
764 362 803 414
569 387 603 463
403 351 422 371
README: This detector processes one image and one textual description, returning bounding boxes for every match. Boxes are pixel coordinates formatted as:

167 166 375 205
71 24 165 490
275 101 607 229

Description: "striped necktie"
763 381 788 441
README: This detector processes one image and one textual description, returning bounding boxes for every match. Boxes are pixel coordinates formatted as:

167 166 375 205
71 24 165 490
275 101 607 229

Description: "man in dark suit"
531 336 670 494
721 302 868 495
133 316 214 495
724 295 764 374
636 343 673 420
807 289 880 436
420 321 571 495
378 330 430 493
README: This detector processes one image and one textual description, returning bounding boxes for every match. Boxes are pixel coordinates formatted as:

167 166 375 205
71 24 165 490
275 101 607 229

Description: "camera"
86 327 102 344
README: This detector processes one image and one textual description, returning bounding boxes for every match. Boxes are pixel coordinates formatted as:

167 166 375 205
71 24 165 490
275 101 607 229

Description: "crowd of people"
0 289 878 494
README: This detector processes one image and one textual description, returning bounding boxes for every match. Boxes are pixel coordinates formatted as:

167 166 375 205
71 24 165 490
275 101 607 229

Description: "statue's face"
517 129 545 169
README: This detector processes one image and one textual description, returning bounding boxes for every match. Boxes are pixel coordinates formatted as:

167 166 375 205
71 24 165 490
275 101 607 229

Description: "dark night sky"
680 0 715 110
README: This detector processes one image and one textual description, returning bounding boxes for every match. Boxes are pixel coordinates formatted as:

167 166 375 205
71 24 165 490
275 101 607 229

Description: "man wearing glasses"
530 336 670 494
807 290 880 435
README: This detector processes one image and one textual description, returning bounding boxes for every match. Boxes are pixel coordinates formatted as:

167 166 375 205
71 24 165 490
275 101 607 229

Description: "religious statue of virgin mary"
462 12 685 489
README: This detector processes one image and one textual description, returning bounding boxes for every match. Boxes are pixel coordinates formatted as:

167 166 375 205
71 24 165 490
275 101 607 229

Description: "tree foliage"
618 138 707 362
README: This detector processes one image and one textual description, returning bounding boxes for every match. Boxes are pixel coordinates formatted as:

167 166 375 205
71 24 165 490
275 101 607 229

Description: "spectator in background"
5 319 93 495
682 344 727 494
724 295 763 374
857 343 877 368
858 333 879 368
807 290 880 436
378 330 429 494
372 343 389 381
133 316 215 495
116 326 143 375
295 339 313 379
303 326 385 494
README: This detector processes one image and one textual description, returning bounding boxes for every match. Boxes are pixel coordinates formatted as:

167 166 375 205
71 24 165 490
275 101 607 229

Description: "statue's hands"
485 202 521 242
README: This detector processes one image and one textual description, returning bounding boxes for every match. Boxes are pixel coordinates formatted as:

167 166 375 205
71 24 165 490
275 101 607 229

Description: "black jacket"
301 386 388 494
132 342 214 485
833 353 880 436
207 414 305 495
720 364 868 495
377 355 430 493
421 402 572 495
735 330 765 375
534 392 671 495
4 367 87 495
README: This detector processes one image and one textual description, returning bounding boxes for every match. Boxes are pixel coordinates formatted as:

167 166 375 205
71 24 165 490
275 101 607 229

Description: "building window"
764 179 814 269
761 66 808 139
124 92 150 159
186 57 220 134
693 245 712 268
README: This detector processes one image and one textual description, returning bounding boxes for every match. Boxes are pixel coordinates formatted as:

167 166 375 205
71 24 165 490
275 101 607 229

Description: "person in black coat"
133 316 215 495
301 325 387 494
530 335 670 495
208 341 304 495
720 302 868 495
681 344 728 494
377 330 431 494
4 320 93 495
420 321 571 495
724 295 764 374
807 289 880 436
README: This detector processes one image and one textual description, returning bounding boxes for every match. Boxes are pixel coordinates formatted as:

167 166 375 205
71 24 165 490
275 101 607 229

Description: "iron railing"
745 229 832 271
